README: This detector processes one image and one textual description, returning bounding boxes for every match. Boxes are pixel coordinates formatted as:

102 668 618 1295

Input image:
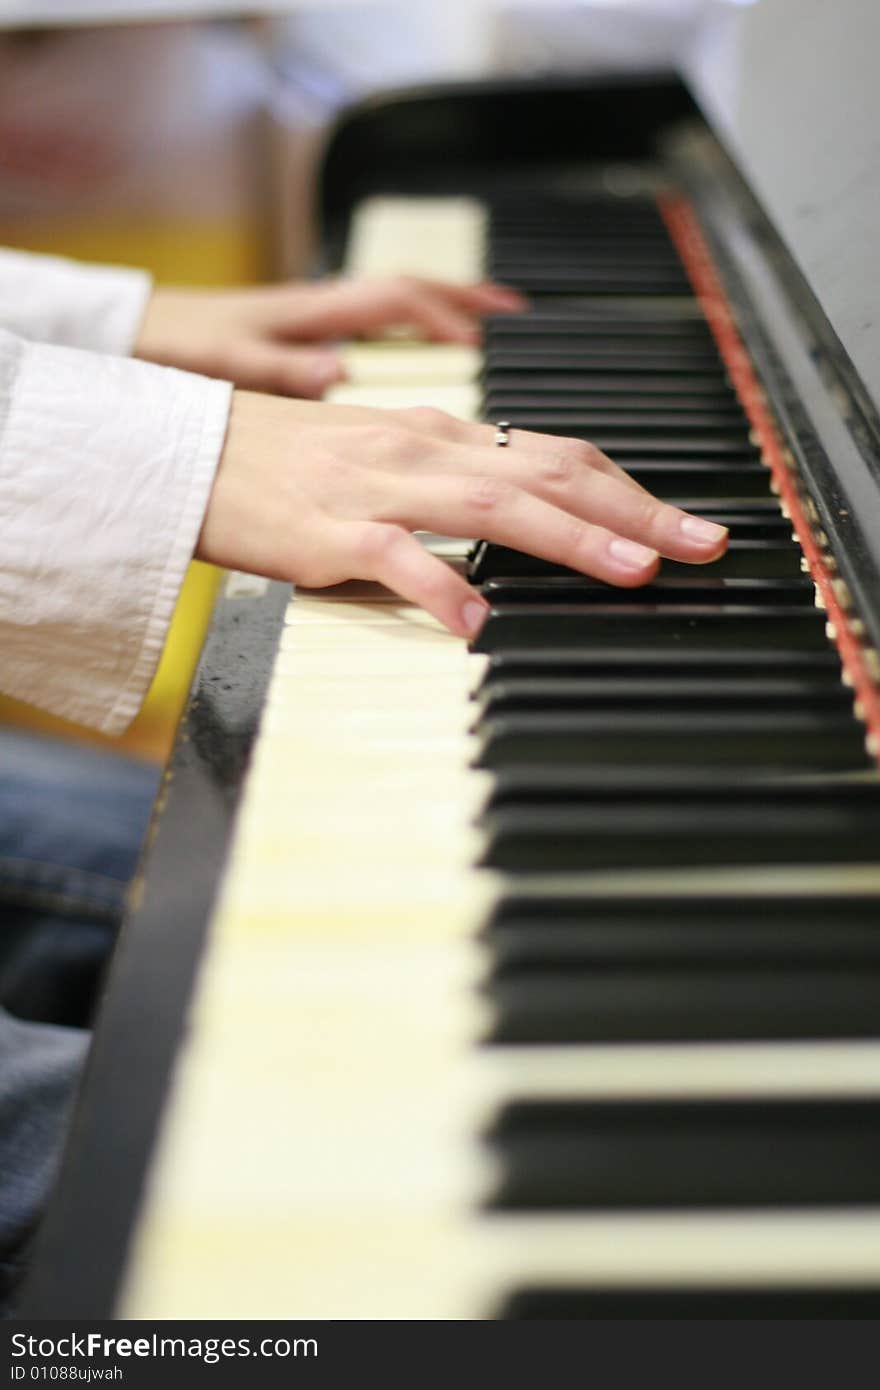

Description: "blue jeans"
0 729 159 1311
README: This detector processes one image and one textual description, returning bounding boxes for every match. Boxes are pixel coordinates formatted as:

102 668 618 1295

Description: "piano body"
21 0 880 1319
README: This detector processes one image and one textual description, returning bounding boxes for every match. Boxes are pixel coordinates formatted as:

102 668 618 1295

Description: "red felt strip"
660 193 880 763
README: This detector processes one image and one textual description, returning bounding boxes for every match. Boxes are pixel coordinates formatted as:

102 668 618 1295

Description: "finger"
342 277 528 337
407 441 728 564
235 343 345 398
393 409 648 496
483 428 648 496
344 521 489 637
275 279 479 345
383 279 482 344
414 278 528 314
372 473 661 587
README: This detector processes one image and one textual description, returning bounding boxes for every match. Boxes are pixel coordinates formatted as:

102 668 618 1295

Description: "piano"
20 0 880 1319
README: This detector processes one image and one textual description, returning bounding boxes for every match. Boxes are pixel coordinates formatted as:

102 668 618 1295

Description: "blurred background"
0 1 715 281
0 0 731 760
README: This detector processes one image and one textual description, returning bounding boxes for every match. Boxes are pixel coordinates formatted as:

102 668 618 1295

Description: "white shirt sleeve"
0 327 231 735
0 247 152 355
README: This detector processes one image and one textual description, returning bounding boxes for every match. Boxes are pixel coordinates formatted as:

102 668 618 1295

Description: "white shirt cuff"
0 248 153 355
0 329 231 734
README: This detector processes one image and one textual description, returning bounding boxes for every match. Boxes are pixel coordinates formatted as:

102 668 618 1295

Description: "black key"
489 241 681 261
484 394 742 419
480 577 815 607
485 318 715 342
489 230 679 245
490 228 674 245
492 221 675 234
501 1287 880 1319
491 197 665 220
485 890 880 969
491 231 679 245
490 236 678 255
488 349 725 374
576 463 774 497
474 710 868 770
617 464 772 498
662 546 801 578
486 1100 880 1207
487 235 685 258
476 676 850 717
489 229 676 243
490 199 664 216
490 241 684 257
491 233 680 247
485 401 744 427
471 606 830 652
482 766 866 806
485 270 693 296
490 221 671 237
485 336 715 362
520 434 756 456
487 887 880 928
484 411 744 435
470 541 801 582
490 922 880 969
656 505 792 538
483 372 733 398
480 800 880 871
485 312 712 337
475 647 841 685
486 968 880 1043
470 512 793 576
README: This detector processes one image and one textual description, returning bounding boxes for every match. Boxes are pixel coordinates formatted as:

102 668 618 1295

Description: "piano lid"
685 0 880 421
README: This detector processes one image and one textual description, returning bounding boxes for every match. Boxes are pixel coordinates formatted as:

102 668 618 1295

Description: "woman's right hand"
197 390 728 638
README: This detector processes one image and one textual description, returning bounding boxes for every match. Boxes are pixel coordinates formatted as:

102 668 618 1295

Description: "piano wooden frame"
19 71 880 1318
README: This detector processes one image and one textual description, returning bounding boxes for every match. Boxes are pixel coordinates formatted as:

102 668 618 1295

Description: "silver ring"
494 420 511 447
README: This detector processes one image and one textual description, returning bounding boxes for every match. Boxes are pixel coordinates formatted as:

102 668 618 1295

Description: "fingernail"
608 537 659 570
462 598 489 636
679 516 728 545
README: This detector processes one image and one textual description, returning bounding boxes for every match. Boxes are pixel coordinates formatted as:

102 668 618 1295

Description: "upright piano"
21 0 880 1319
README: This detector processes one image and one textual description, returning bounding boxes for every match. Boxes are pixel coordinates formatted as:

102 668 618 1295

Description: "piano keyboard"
119 192 880 1320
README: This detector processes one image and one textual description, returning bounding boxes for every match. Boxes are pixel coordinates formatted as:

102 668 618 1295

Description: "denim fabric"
0 729 160 1028
0 729 159 1313
0 1009 88 1311
0 729 160 922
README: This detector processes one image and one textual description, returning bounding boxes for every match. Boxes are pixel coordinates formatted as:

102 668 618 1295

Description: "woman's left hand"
134 276 526 398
